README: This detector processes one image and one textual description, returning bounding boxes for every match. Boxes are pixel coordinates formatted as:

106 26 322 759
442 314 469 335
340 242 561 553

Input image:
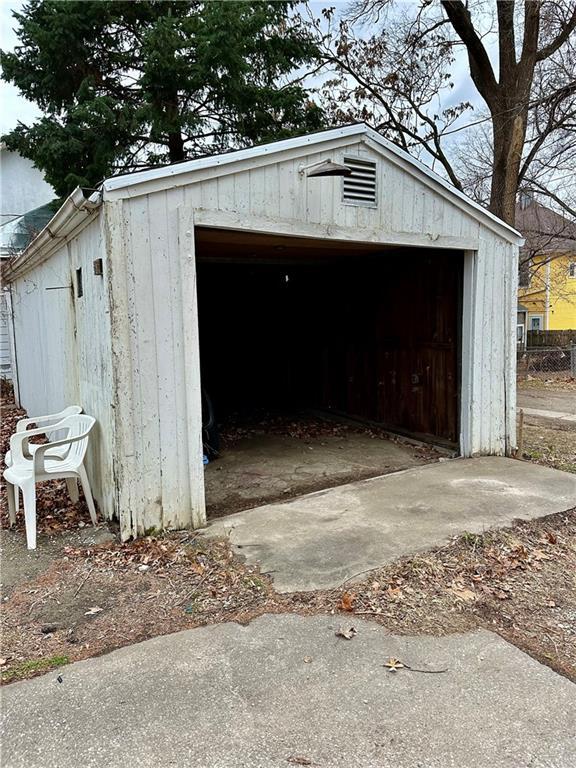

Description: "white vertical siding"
9 218 115 518
11 244 79 413
105 198 205 539
462 233 517 456
69 218 115 517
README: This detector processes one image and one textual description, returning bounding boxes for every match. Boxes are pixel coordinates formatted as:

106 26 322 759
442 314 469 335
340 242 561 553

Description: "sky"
1 0 41 134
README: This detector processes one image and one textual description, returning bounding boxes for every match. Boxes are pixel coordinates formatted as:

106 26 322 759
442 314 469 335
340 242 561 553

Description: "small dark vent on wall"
342 157 377 206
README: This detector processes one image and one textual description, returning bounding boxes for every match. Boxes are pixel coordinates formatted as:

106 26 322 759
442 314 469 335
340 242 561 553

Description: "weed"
2 655 69 683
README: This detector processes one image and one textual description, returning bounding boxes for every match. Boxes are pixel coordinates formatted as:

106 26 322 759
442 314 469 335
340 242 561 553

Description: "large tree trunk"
489 108 528 226
441 1 543 230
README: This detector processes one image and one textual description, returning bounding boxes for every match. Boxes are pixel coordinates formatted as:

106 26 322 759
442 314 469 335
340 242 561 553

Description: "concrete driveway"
518 388 576 425
206 457 576 591
3 615 575 768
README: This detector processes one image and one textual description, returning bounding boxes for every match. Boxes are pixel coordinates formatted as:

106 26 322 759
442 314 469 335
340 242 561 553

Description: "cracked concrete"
2 614 575 768
205 456 576 591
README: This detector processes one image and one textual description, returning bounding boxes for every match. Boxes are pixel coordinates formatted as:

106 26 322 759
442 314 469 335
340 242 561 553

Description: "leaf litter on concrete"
2 508 575 685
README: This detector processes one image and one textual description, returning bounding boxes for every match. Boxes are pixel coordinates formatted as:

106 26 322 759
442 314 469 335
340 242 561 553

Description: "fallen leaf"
449 585 476 602
0 658 7 666
287 757 312 766
303 656 313 663
339 591 355 611
336 625 357 640
383 657 405 671
84 607 103 616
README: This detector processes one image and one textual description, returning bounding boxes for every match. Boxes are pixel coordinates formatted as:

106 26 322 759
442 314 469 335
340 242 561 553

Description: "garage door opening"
196 228 463 517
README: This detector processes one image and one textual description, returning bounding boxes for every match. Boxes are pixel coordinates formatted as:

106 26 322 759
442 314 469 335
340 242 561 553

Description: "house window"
516 324 525 344
342 157 378 207
569 261 576 278
529 314 543 331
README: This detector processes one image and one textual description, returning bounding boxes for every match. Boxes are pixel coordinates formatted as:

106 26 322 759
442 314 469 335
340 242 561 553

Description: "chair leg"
15 484 19 514
78 466 98 527
66 477 79 503
21 480 37 550
6 481 16 526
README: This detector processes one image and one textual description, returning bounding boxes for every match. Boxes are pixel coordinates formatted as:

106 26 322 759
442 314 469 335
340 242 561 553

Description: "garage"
4 123 522 539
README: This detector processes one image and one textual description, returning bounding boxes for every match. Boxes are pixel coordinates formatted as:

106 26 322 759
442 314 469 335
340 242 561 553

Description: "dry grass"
517 376 576 392
521 423 576 474
2 510 575 685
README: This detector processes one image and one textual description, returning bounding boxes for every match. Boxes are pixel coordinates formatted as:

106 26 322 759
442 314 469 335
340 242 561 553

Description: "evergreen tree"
1 0 324 197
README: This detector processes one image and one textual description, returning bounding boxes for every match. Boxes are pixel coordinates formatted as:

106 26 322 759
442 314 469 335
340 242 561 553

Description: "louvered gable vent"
342 157 377 206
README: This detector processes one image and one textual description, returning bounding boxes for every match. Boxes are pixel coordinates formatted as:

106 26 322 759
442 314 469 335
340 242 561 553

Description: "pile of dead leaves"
0 394 92 533
333 519 573 617
220 410 358 447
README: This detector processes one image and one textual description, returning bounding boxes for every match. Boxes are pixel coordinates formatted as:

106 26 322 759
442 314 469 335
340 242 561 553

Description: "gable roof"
516 198 576 256
103 123 522 244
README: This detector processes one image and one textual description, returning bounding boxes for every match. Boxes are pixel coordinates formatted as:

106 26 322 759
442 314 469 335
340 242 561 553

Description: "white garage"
3 124 523 539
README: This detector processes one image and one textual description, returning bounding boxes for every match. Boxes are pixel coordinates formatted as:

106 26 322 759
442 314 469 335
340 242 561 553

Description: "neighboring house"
0 145 56 378
0 144 55 226
2 123 523 539
517 195 576 335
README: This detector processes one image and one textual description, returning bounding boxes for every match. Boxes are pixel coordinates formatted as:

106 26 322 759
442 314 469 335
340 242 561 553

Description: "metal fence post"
571 343 576 377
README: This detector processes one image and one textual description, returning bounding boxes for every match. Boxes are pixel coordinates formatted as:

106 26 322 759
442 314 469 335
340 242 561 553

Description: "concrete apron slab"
205 457 576 592
3 615 575 768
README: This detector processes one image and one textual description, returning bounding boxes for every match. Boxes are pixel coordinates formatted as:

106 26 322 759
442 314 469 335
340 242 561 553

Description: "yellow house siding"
519 252 576 330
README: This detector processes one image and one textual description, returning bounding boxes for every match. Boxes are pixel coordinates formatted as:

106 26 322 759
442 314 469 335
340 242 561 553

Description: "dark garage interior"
195 228 463 515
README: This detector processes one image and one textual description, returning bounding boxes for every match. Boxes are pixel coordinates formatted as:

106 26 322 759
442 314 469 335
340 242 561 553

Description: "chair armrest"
10 422 70 464
33 426 92 475
16 415 59 432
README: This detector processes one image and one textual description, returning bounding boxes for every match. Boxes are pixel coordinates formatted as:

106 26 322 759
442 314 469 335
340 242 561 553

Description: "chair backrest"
17 405 83 435
46 406 84 441
55 414 96 464
53 405 83 422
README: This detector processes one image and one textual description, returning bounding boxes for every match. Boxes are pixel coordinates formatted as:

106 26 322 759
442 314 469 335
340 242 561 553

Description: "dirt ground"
516 377 576 474
2 387 575 686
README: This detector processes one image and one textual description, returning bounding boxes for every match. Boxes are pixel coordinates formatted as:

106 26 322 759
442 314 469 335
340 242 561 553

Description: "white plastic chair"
4 414 97 550
4 406 83 511
5 405 83 467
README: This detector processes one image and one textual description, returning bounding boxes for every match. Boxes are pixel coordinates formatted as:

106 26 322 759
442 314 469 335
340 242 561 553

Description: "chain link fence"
517 344 576 381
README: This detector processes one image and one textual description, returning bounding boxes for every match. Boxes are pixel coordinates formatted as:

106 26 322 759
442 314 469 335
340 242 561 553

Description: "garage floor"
204 422 440 518
205 457 576 592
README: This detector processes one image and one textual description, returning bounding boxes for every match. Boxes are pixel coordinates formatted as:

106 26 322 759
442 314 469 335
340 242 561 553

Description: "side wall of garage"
8 216 116 519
